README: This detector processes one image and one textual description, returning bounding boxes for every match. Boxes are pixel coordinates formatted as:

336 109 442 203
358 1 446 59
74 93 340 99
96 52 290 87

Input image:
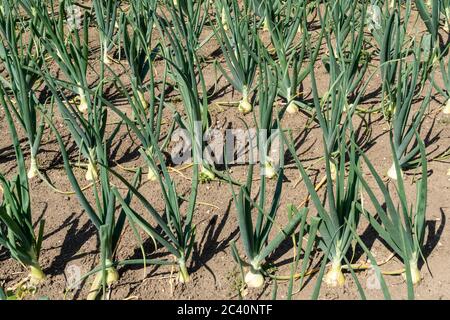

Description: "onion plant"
0 4 44 179
264 0 318 114
109 66 174 182
0 86 45 284
229 164 309 288
19 0 91 113
111 135 200 284
415 0 440 57
379 9 403 118
47 113 141 300
323 0 369 110
157 9 215 181
92 0 119 65
256 60 280 179
213 0 259 115
282 124 361 287
308 38 368 180
119 0 157 110
309 3 371 179
355 135 428 295
163 0 209 50
216 0 229 31
248 0 280 32
431 46 450 114
367 1 394 49
381 39 429 179
42 69 110 182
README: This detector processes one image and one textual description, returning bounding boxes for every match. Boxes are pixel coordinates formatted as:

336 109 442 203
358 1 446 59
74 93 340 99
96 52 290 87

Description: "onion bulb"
106 266 119 285
382 100 396 120
443 99 450 114
324 261 345 287
147 166 158 182
286 101 298 114
286 88 298 114
264 161 277 179
244 269 264 288
29 265 46 285
87 260 118 300
387 162 403 180
200 166 215 182
239 97 252 115
27 156 39 179
239 87 252 115
343 101 354 113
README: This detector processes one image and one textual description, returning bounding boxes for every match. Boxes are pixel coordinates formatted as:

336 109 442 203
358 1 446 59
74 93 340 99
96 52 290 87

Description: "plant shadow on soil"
45 212 97 276
190 200 238 274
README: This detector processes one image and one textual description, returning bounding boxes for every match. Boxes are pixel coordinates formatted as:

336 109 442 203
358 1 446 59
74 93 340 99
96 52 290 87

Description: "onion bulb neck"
263 16 270 32
178 259 190 284
221 7 228 31
77 89 88 113
85 151 98 182
102 42 111 66
402 258 421 285
145 148 158 182
329 161 337 181
137 90 148 110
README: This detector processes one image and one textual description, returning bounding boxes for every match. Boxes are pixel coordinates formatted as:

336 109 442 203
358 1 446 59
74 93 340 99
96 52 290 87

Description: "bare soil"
0 3 449 300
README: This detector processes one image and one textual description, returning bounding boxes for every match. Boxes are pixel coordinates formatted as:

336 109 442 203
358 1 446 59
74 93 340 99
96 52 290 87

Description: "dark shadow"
109 132 142 166
32 202 48 230
190 200 238 279
0 137 28 165
207 77 233 102
422 116 443 157
45 212 97 276
420 208 446 271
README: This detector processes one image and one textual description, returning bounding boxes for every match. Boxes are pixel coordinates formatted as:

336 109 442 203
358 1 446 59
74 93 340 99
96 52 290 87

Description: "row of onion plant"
0 3 44 179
